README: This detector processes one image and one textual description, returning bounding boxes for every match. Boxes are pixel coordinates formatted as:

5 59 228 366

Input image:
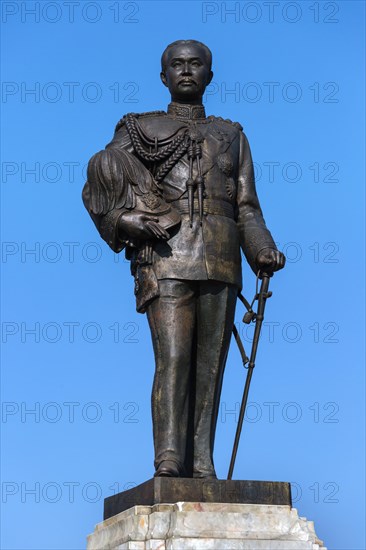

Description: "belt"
172 198 235 219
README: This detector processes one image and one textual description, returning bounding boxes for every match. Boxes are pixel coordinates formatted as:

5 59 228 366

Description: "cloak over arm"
82 125 153 253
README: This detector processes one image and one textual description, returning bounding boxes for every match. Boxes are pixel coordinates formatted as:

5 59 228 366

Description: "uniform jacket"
82 103 277 290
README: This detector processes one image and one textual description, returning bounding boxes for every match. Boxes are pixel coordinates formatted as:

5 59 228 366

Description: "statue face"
161 43 213 103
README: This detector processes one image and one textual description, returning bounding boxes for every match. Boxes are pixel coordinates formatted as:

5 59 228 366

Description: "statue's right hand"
118 211 170 241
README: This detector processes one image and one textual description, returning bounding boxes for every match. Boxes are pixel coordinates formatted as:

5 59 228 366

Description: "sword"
228 272 272 480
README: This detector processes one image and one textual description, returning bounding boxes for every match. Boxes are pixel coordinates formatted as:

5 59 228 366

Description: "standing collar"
167 102 206 120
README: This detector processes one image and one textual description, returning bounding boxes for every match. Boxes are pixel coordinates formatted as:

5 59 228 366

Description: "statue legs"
147 279 237 478
193 282 237 477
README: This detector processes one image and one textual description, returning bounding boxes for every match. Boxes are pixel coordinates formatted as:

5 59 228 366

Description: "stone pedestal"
104 478 292 520
87 502 327 550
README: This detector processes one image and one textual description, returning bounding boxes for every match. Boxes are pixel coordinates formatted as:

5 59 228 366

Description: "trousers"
146 278 238 477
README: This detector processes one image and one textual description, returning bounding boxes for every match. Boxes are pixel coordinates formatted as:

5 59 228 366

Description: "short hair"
161 40 212 71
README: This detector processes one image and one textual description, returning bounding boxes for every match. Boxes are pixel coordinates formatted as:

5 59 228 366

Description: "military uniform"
83 102 277 477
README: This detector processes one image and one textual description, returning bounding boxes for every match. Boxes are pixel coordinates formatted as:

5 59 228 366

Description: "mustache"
178 78 197 85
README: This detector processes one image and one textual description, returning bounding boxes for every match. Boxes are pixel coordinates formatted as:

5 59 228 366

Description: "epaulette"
114 111 166 133
211 115 243 131
138 110 166 118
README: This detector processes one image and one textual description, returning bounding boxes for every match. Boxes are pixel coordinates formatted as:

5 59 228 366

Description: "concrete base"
87 502 326 550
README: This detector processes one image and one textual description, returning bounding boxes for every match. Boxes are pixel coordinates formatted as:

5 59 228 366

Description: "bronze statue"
82 40 285 479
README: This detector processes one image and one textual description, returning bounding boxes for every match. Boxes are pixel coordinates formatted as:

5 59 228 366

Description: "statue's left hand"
256 248 286 275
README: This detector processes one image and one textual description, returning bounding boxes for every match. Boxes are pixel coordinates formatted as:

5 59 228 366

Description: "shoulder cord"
125 114 187 163
125 113 190 187
154 135 190 185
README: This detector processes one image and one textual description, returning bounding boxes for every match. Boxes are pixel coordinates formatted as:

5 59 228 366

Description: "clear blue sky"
1 1 365 549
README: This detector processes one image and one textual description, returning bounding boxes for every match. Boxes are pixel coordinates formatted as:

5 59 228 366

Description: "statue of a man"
82 40 285 479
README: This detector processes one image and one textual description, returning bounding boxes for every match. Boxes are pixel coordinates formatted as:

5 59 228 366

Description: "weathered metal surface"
83 40 286 480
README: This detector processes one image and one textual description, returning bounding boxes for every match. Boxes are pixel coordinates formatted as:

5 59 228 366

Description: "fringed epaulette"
211 115 243 131
114 116 127 133
115 111 166 133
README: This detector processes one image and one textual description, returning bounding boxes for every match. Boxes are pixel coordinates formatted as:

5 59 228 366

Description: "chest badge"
217 153 233 175
217 153 236 200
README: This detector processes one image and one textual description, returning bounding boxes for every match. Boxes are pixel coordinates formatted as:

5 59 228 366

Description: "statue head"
160 40 213 104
